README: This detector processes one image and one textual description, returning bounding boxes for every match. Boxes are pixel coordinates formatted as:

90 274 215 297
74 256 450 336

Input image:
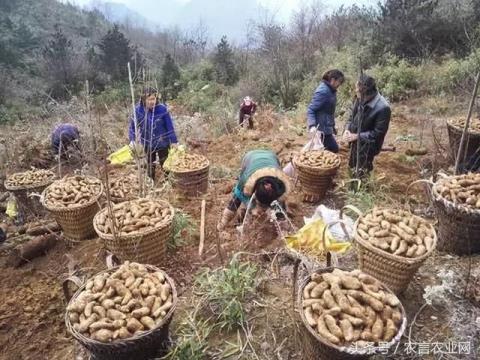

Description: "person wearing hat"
217 149 291 232
343 75 391 178
239 96 257 129
51 123 81 158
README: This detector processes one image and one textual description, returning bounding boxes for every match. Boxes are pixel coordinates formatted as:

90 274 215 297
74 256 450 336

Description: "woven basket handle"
106 252 120 269
340 204 363 219
321 219 352 268
62 275 83 302
405 178 435 213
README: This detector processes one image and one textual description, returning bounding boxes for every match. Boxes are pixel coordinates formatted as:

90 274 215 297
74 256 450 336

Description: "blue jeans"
323 134 339 153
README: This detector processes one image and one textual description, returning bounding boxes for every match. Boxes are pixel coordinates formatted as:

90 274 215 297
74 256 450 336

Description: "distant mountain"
88 1 159 31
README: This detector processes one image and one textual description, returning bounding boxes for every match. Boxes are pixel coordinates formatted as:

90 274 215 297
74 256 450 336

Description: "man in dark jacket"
239 96 257 129
307 69 344 153
344 75 391 177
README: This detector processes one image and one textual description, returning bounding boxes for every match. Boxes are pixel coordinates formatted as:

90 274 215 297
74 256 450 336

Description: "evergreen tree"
161 53 181 100
42 25 76 99
213 36 238 86
98 24 134 82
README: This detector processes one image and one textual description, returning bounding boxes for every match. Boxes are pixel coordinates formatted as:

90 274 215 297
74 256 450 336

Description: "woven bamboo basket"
171 162 209 196
109 175 154 204
41 176 102 242
354 208 437 294
93 199 174 266
432 176 480 255
293 152 340 203
447 122 480 163
65 264 177 360
297 267 407 360
4 171 56 217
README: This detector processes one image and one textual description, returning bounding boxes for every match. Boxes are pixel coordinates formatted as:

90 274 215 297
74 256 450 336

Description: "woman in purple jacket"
51 123 80 157
129 87 178 180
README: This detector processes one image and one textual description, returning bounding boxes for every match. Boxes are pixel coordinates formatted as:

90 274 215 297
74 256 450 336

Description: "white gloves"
309 127 317 133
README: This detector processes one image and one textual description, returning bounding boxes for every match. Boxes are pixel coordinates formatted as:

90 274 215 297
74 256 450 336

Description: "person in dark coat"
307 69 345 153
239 96 257 129
128 87 178 180
344 75 391 178
51 123 80 157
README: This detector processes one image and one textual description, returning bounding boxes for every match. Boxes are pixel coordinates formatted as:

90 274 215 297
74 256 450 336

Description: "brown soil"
0 100 479 359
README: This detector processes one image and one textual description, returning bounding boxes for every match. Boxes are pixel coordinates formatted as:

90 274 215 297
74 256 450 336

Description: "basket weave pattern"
293 156 339 202
297 267 407 360
447 123 480 162
171 164 209 196
65 265 177 360
432 181 480 255
41 182 102 241
93 200 174 266
354 209 437 294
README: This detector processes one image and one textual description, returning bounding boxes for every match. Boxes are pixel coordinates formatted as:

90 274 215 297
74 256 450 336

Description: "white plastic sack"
304 205 354 242
283 130 325 178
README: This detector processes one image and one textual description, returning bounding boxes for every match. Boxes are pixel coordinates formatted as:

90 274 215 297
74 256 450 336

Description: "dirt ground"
0 99 479 359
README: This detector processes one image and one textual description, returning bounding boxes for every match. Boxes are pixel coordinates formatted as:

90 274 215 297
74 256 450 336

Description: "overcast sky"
65 0 374 22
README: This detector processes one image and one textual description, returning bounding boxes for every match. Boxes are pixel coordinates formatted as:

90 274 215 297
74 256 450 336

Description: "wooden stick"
455 72 480 174
198 199 206 257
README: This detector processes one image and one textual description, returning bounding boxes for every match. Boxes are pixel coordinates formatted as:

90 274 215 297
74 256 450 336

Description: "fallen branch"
26 222 61 236
7 233 60 267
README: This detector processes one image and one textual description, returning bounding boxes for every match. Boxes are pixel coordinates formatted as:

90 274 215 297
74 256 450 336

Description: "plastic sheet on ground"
107 145 133 165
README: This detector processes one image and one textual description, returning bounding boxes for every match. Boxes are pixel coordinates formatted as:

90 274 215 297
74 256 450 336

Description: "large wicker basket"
297 267 407 360
293 151 340 203
4 171 56 217
65 264 177 360
41 176 102 241
171 162 209 196
432 176 480 255
447 122 480 163
354 208 437 294
93 199 174 266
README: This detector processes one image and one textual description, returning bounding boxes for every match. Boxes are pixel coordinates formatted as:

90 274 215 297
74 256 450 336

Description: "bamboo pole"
198 199 206 257
455 72 480 174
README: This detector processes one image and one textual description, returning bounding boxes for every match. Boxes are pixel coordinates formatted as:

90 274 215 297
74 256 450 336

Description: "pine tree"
161 53 181 100
42 25 76 99
98 25 134 82
213 36 238 86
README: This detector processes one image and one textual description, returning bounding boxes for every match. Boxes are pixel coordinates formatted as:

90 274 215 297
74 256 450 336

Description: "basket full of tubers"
4 169 56 216
167 153 209 196
93 198 174 266
353 208 437 294
293 150 341 202
298 268 407 360
446 117 480 162
432 173 480 255
65 261 177 360
109 173 153 203
41 175 102 241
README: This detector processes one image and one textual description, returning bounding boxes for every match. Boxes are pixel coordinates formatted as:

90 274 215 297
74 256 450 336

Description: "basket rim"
41 176 103 212
431 177 480 216
293 151 340 173
353 208 437 264
169 160 210 174
4 170 56 191
65 264 177 347
93 198 174 240
297 267 407 355
446 121 480 136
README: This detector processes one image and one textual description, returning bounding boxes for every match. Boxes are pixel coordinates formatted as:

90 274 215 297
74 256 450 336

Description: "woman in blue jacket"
129 87 178 180
306 69 345 153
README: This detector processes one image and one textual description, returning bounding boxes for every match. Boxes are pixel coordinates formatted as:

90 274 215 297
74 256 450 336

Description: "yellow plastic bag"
6 197 17 218
285 218 351 258
108 145 133 165
163 145 186 171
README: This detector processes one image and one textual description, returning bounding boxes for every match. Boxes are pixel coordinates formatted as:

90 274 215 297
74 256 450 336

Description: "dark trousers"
239 111 254 129
322 134 339 153
349 142 375 178
147 147 169 180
